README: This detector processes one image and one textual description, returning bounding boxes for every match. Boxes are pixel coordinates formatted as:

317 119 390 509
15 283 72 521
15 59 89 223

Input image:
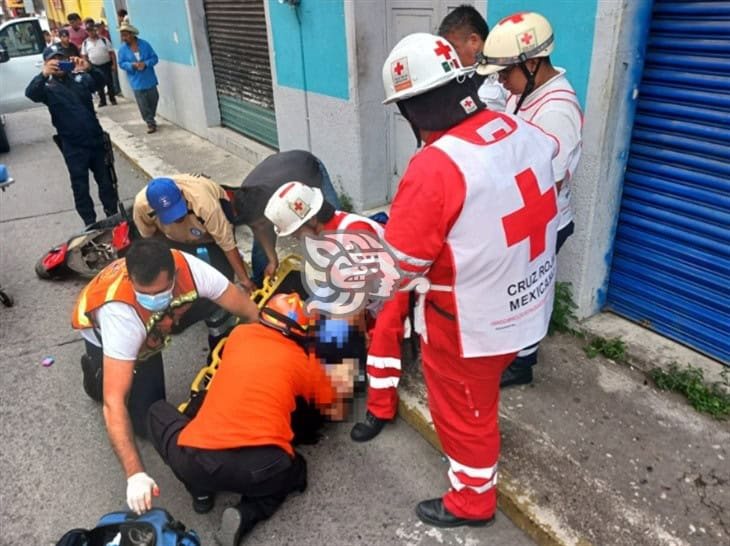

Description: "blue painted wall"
112 0 196 66
486 0 598 108
268 0 349 100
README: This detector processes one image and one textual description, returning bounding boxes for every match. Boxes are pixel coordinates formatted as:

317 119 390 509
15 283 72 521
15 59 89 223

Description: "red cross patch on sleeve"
391 57 412 92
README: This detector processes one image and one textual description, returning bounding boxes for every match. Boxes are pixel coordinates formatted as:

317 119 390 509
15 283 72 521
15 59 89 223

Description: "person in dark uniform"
234 150 342 286
25 45 118 226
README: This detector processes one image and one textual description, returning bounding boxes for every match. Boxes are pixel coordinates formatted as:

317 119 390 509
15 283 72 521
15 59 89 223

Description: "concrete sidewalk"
99 103 729 546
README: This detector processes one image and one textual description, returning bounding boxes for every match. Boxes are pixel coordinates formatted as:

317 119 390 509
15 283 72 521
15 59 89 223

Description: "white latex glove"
126 472 159 515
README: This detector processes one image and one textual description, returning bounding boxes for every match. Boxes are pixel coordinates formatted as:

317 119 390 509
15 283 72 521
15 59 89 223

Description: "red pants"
421 328 515 520
365 355 400 419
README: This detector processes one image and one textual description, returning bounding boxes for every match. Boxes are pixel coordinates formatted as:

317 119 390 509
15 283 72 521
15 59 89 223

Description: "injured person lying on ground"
146 292 360 546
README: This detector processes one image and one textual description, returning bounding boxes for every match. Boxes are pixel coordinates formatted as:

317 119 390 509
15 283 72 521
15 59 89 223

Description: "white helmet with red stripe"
265 181 324 237
382 32 467 104
476 11 554 76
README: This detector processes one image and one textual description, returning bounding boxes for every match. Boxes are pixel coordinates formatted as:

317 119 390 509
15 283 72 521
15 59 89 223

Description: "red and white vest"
324 211 385 238
426 114 559 356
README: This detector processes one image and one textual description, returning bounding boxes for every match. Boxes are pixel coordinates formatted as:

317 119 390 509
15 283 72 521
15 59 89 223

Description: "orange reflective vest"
71 250 199 360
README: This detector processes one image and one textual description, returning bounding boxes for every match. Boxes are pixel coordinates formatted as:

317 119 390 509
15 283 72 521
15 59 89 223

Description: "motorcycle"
35 177 241 280
35 208 135 280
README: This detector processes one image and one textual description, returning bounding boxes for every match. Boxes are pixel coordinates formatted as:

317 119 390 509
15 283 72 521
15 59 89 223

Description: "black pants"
148 401 305 534
133 86 159 128
80 298 220 436
83 341 165 436
92 62 116 104
62 143 118 226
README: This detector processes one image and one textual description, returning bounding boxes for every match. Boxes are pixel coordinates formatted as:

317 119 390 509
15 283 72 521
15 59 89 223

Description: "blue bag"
56 508 200 546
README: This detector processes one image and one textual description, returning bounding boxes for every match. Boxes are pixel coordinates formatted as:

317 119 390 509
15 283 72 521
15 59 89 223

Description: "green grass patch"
584 336 627 361
650 363 730 420
549 282 578 335
338 191 354 212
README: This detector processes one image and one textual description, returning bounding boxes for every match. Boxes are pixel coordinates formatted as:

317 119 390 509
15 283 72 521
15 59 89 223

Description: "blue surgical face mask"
135 285 174 312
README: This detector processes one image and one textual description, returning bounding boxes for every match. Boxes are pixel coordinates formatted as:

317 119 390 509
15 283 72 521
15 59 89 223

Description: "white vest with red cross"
430 113 559 357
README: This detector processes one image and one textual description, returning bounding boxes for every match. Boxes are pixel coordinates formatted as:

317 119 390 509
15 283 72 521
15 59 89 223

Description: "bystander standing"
117 23 160 133
81 23 117 107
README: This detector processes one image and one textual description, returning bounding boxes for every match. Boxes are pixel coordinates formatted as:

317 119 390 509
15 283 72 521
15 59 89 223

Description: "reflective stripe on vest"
71 250 199 359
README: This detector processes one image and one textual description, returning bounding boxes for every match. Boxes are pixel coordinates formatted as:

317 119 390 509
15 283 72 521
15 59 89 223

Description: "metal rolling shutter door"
203 0 278 148
606 0 730 363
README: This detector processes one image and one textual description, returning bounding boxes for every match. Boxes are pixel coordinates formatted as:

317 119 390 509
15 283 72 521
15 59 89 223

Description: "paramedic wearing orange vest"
365 34 558 528
147 294 354 545
71 239 259 515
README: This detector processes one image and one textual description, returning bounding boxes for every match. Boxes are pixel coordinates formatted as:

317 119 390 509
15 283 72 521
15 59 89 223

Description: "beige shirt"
133 174 237 251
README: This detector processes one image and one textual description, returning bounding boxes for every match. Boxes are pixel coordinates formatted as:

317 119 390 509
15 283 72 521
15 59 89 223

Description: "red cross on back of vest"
501 168 557 261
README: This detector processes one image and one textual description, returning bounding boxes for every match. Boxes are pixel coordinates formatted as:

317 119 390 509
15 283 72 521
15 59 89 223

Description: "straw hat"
119 22 139 35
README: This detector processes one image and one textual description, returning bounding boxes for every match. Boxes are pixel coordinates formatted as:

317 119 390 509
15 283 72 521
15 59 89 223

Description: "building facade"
53 0 727 365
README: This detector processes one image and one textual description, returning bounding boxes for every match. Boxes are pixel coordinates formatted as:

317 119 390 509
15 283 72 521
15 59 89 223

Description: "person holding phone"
25 45 119 227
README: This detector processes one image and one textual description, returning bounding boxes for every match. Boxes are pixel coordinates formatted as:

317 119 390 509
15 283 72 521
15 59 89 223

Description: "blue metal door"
606 0 730 363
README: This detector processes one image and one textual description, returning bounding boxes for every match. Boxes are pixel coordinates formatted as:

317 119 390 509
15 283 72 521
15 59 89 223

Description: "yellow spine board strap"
178 254 303 413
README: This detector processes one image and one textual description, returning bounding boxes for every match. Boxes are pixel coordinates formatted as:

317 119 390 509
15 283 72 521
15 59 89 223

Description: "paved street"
0 109 533 545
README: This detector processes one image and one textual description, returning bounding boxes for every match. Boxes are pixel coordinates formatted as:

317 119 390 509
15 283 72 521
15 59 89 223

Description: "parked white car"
0 17 46 153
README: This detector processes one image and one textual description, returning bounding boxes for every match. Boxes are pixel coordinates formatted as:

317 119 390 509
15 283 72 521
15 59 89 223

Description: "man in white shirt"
71 239 259 515
438 4 507 111
478 11 583 387
81 22 117 107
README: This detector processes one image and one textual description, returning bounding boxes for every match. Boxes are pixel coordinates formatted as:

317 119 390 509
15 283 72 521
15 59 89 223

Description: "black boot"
500 362 533 388
415 498 495 528
500 352 537 388
350 411 389 442
192 493 215 514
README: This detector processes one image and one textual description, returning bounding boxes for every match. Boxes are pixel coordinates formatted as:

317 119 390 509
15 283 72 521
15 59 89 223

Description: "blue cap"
43 44 66 61
146 178 188 224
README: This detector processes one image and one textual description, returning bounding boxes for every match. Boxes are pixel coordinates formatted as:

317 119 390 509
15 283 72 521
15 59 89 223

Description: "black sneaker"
350 411 389 442
500 362 534 388
192 494 215 514
215 507 244 546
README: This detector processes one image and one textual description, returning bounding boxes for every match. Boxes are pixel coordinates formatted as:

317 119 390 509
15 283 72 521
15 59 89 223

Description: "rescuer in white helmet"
358 32 559 529
478 11 583 387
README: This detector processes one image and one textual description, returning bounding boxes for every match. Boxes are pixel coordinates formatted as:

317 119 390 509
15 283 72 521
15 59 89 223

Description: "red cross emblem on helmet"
391 57 412 92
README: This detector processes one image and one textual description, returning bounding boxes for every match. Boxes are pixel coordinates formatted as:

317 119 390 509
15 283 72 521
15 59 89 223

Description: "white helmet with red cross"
476 11 554 76
265 181 324 237
382 32 467 104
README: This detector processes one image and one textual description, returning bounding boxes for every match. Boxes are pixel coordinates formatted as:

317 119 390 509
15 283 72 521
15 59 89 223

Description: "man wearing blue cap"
25 44 118 226
133 175 255 292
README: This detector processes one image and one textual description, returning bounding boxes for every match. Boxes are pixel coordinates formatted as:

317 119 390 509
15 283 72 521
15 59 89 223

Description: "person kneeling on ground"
147 293 354 546
71 239 259 516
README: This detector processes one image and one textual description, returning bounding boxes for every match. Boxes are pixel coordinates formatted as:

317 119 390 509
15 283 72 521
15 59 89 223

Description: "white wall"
558 0 654 318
